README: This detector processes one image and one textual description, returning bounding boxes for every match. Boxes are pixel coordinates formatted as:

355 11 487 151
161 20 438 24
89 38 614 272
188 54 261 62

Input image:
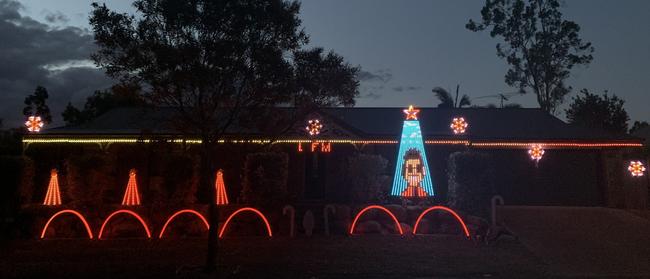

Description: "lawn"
1 235 547 278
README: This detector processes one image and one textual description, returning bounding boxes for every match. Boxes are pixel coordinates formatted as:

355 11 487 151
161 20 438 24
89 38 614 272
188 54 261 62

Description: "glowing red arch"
98 209 152 239
413 206 470 238
218 207 272 238
349 205 404 235
40 209 94 239
158 209 209 238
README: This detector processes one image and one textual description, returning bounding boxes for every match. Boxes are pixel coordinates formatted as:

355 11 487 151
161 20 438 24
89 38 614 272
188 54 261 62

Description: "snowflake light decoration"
25 116 44 132
628 161 646 177
450 117 468 134
528 145 545 162
305 119 323 136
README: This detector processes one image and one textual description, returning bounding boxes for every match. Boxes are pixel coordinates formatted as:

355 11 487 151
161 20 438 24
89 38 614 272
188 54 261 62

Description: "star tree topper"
403 105 419 120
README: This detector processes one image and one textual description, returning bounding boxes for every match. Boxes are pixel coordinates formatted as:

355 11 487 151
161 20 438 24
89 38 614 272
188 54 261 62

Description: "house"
22 107 646 208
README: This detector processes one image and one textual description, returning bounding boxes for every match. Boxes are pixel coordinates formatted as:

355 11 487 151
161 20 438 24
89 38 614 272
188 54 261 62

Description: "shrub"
65 153 113 205
346 153 390 203
241 152 288 207
447 151 495 218
166 154 197 205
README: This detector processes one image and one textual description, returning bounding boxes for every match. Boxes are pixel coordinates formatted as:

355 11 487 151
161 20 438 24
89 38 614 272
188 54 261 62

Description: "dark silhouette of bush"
447 151 495 219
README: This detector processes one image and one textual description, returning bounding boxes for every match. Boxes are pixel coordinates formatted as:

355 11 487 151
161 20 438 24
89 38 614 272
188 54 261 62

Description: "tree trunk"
201 138 218 272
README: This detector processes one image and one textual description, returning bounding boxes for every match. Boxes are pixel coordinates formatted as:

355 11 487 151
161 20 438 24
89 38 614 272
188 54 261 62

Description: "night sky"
3 0 649 127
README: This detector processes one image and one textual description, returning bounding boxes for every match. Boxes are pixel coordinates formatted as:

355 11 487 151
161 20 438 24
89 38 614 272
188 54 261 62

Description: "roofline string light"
22 137 642 149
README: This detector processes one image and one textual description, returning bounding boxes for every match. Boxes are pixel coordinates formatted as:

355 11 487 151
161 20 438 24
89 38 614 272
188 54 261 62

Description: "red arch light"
218 207 272 238
98 209 152 239
40 209 93 239
349 205 404 235
158 209 209 238
413 206 470 238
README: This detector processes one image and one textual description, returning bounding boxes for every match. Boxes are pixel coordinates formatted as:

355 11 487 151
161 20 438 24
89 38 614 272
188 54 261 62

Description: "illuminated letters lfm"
297 142 331 153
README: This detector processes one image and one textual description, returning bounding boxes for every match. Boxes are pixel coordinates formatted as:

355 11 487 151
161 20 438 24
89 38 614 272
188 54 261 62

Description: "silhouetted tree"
480 103 523 109
90 0 358 270
292 48 359 107
432 85 470 108
252 47 360 138
630 121 649 135
62 83 146 126
565 89 629 134
23 86 52 124
467 0 594 114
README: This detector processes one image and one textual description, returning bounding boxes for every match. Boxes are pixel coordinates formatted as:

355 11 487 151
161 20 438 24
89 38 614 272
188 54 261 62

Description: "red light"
450 117 468 134
628 161 646 177
219 207 272 238
98 209 151 239
403 105 419 120
121 169 141 206
158 209 209 238
43 169 62 206
412 206 470 238
40 209 93 239
25 115 44 132
305 119 323 136
349 205 404 235
215 170 229 205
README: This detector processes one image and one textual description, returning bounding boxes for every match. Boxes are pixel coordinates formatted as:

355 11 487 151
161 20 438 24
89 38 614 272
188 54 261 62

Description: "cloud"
44 11 69 24
360 91 382 100
0 0 112 127
358 69 392 83
392 85 422 92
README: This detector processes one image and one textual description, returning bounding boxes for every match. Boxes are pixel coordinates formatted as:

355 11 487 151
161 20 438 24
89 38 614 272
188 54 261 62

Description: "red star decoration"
403 105 419 120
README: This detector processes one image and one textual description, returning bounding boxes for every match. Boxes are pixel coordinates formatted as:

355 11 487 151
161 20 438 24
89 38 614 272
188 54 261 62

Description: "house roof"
36 107 639 143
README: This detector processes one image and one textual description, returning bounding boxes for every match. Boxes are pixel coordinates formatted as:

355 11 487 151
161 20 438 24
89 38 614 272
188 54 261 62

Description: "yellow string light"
21 137 642 148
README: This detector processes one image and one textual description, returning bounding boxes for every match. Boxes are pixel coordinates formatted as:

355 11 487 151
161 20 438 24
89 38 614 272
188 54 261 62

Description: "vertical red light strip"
218 207 272 238
43 169 62 206
349 205 404 235
412 206 471 238
40 209 93 239
121 169 141 206
215 170 229 205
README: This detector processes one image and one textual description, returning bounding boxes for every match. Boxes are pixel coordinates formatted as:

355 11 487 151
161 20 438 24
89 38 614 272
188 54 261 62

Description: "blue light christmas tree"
391 106 435 197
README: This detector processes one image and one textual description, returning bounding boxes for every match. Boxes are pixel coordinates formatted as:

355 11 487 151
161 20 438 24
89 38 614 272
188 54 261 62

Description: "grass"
1 235 547 278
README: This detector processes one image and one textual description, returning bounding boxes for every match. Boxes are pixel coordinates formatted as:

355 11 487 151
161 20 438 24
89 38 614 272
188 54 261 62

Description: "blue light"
391 120 435 197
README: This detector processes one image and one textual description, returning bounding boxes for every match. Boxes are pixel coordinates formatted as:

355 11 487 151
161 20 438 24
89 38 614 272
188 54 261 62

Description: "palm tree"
432 85 471 108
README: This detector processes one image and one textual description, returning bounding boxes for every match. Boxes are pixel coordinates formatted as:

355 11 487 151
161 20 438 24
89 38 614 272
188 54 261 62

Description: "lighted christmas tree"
215 169 229 205
43 169 62 206
391 106 435 197
121 169 141 206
